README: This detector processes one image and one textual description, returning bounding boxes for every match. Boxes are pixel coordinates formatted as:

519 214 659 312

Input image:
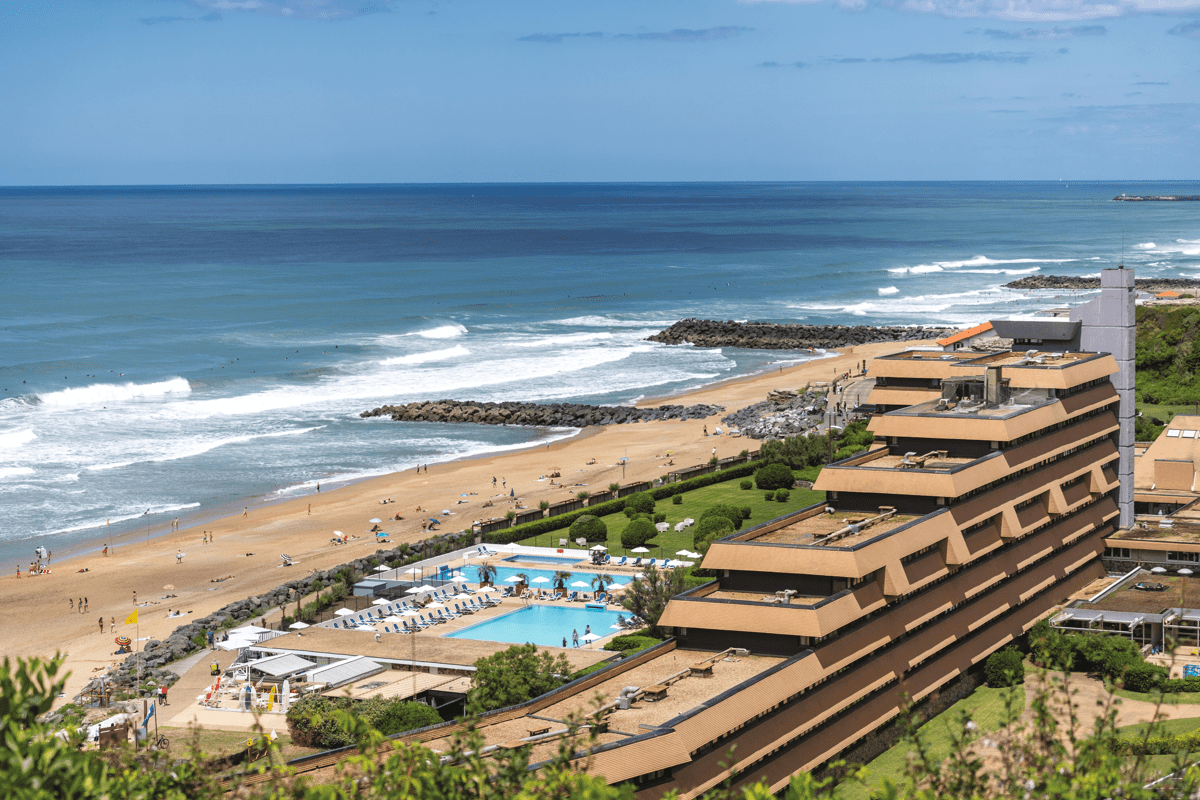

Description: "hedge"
1109 729 1200 756
482 460 767 545
286 695 441 749
603 635 662 653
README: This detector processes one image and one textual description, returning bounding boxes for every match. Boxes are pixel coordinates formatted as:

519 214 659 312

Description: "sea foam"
0 429 37 449
379 345 470 365
35 377 192 408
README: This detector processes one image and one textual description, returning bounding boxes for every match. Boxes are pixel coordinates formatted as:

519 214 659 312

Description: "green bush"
754 462 795 490
694 515 735 553
602 635 662 653
620 518 657 549
287 694 441 749
698 503 744 532
568 514 608 543
740 506 752 520
764 491 775 501
672 494 683 505
740 480 752 490
1123 663 1169 693
775 489 790 502
653 512 667 523
984 647 1025 688
624 491 655 515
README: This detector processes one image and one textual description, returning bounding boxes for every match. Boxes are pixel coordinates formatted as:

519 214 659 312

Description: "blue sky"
1 0 1197 183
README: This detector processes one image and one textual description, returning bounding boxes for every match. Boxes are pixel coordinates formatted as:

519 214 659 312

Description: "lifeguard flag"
124 609 138 625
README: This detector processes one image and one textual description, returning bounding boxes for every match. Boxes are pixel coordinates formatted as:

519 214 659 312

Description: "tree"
467 643 574 714
576 490 590 500
592 573 614 595
569 514 608 543
755 462 796 490
620 565 686 637
516 572 529 592
539 500 550 511
984 647 1025 688
621 518 657 550
477 562 497 587
553 570 573 592
608 482 621 492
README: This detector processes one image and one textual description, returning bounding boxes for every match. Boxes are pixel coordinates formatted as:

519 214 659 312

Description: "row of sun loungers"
604 556 681 569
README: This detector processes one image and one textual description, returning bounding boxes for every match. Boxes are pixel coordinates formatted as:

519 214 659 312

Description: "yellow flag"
124 609 138 625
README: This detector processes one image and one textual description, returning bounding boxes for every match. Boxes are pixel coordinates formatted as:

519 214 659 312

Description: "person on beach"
316 483 320 493
563 636 568 647
15 564 19 578
109 617 115 633
78 597 83 613
572 629 579 647
133 590 137 606
102 544 108 556
585 624 591 636
98 617 103 634
306 505 310 516
203 533 208 545
243 507 248 517
492 476 496 486
84 597 88 611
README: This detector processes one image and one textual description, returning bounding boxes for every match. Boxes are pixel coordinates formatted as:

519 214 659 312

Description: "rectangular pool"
445 604 625 647
502 554 584 565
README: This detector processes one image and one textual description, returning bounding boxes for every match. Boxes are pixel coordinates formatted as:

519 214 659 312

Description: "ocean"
2 181 1198 563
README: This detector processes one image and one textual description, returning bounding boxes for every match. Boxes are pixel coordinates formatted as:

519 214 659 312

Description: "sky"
1 0 1197 183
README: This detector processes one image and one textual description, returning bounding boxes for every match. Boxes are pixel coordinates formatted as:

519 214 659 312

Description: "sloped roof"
936 321 994 346
1157 290 1183 298
248 653 316 677
307 656 385 689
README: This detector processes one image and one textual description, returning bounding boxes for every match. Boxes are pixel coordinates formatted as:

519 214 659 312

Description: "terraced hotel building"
584 270 1136 797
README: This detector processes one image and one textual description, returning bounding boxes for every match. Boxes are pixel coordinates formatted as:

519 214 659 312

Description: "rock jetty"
360 399 724 427
722 389 827 439
646 319 955 350
1006 275 1200 291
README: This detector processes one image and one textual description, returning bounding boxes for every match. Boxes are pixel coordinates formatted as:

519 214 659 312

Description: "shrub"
985 647 1025 688
740 506 752 520
694 515 735 553
287 695 441 749
764 491 775 501
698 503 744 532
755 463 796 490
624 491 655 515
602 635 662 653
775 489 790 502
608 482 621 492
620 518 657 549
568 514 608 544
672 494 683 505
653 512 666 523
1123 663 1168 693
740 480 753 490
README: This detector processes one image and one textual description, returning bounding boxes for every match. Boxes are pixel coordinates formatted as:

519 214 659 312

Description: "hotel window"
1168 552 1200 563
1104 547 1131 559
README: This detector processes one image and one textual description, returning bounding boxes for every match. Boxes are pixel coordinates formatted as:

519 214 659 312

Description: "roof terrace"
960 350 1097 368
741 508 918 548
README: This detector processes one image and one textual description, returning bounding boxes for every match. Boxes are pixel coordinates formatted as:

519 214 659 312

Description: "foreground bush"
568 514 608 543
755 462 795 490
621 517 657 549
287 694 441 749
984 647 1025 688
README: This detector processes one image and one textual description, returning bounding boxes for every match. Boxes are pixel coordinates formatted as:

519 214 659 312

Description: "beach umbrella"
1152 567 1168 574
590 545 607 551
372 597 391 605
426 601 445 608
369 518 382 524
675 550 692 556
531 576 550 584
333 531 344 537
631 547 650 553
288 622 309 630
634 573 645 579
581 633 601 643
334 608 355 616
571 581 590 588
428 518 441 525
400 609 420 617
504 576 523 583
453 592 471 599
449 572 467 580
477 585 499 592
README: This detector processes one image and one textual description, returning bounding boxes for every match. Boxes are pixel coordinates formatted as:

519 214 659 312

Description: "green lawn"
1113 688 1200 706
158 726 319 763
1116 717 1200 738
517 478 825 558
834 685 1026 800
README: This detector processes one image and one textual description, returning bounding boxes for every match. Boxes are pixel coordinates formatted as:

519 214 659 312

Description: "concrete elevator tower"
1070 268 1136 527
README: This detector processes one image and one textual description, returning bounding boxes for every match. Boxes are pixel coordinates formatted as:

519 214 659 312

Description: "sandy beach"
0 339 928 706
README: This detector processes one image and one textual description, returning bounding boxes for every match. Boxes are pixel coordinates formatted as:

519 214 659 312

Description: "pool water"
444 604 625 647
453 565 630 588
502 554 583 565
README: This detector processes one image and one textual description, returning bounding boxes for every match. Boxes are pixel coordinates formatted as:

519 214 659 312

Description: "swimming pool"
450 565 630 588
502 554 583 565
444 604 625 647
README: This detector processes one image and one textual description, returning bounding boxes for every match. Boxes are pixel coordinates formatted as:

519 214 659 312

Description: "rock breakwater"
1006 275 1200 291
721 389 827 439
360 400 724 427
646 319 954 350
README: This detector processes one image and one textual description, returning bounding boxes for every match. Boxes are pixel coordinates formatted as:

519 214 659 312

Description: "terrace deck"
1076 575 1200 615
747 510 917 547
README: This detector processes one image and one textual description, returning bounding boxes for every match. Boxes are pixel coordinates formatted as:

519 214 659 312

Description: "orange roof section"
935 321 993 346
1156 290 1183 298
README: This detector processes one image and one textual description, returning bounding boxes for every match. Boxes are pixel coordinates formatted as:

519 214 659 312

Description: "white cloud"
745 0 1200 21
189 0 394 20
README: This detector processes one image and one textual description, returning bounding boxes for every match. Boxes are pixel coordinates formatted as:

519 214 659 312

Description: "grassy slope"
834 686 1026 800
1135 306 1200 439
1114 688 1200 706
517 478 824 558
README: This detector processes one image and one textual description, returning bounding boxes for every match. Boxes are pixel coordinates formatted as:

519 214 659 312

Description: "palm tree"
477 562 497 587
553 570 572 593
591 573 614 597
517 572 530 594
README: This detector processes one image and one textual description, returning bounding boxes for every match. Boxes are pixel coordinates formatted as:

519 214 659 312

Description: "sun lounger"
632 558 642 567
332 622 340 629
595 592 607 604
550 592 562 601
566 591 578 602
614 556 627 567
647 558 657 567
661 559 674 569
